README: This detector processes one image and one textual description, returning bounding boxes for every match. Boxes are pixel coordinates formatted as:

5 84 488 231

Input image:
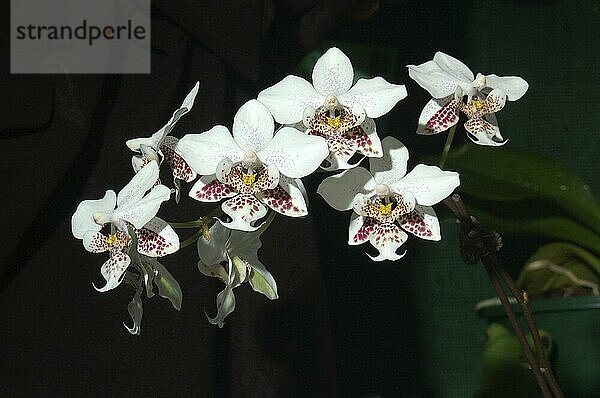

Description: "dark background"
1 1 598 397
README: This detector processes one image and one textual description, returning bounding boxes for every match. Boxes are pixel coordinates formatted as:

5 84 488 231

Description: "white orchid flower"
197 222 277 327
178 99 327 231
71 161 179 291
408 52 528 146
258 47 407 170
318 136 460 261
126 82 200 192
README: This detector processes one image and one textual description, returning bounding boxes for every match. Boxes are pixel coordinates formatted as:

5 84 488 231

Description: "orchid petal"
219 194 268 232
348 213 375 245
207 255 236 328
207 283 236 328
117 161 160 208
320 150 360 171
230 228 262 256
215 158 234 184
465 114 507 147
399 205 441 241
312 47 354 96
257 127 328 178
367 223 408 262
257 76 322 124
197 222 229 270
416 95 460 135
93 250 131 292
433 52 475 82
409 51 475 98
198 261 229 283
247 259 278 300
135 217 180 257
124 287 143 335
340 77 407 118
189 175 236 202
232 100 275 152
115 184 171 229
485 74 529 101
160 136 197 182
346 118 382 158
369 136 409 185
148 258 183 310
178 126 243 176
317 167 376 211
391 164 460 206
408 60 468 98
481 89 506 114
126 81 199 152
131 155 145 173
230 256 248 286
258 176 308 217
83 231 110 253
72 190 116 239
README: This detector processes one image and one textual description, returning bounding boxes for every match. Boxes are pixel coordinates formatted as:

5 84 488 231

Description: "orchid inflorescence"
71 48 528 334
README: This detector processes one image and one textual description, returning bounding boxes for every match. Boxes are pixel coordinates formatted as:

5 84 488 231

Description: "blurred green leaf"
441 144 600 236
466 203 600 257
475 323 552 398
516 242 600 298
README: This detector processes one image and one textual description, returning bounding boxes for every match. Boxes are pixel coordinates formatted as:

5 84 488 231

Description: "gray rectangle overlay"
11 0 150 74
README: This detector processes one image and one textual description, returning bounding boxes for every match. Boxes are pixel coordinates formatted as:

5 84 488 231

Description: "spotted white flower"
197 222 277 327
258 47 407 170
408 52 528 146
126 82 200 196
178 99 327 231
72 161 179 291
318 136 460 261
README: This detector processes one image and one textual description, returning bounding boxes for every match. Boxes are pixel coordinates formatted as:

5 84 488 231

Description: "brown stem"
493 258 565 398
482 259 552 398
443 193 562 397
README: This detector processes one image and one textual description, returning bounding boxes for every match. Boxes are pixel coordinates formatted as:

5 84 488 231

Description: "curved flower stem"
169 207 225 229
438 124 457 169
170 221 204 229
444 194 562 397
180 229 204 249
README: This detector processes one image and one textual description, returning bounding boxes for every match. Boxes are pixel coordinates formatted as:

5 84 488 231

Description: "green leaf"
516 242 600 298
248 261 278 300
440 144 600 236
465 201 600 257
146 258 183 310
